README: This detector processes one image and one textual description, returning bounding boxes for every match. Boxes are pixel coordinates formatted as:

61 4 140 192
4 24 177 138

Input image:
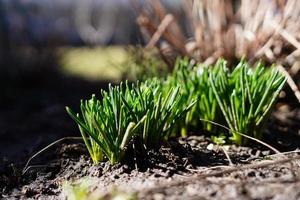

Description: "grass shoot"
209 59 286 145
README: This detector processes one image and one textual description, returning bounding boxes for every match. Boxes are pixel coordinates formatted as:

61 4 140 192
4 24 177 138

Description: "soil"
2 136 300 200
1 69 300 200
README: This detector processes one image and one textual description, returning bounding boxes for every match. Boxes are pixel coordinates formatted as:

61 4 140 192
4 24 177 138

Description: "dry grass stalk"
137 0 300 103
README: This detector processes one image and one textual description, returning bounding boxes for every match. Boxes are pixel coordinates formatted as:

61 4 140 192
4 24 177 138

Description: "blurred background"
0 0 184 166
0 0 184 81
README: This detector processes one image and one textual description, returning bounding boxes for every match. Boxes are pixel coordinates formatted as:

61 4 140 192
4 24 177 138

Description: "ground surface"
2 136 300 200
1 67 300 199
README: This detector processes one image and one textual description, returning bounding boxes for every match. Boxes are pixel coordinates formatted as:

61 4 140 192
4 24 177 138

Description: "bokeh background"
0 0 184 167
0 0 185 81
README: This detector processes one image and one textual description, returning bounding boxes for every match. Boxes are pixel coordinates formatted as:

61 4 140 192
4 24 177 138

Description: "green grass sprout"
66 83 146 164
209 59 286 145
163 58 222 136
66 80 194 164
125 79 195 148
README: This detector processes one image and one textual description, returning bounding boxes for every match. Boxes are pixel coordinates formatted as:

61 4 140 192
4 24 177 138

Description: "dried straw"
137 0 300 103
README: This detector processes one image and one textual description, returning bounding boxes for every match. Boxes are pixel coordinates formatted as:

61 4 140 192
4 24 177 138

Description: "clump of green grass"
125 79 195 148
209 59 286 145
161 58 286 145
66 83 146 164
66 81 193 164
163 58 222 136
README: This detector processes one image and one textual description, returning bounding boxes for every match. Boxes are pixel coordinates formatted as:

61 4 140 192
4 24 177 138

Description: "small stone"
207 143 214 151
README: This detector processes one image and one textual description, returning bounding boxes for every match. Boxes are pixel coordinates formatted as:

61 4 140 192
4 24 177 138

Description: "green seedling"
163 58 222 136
66 80 194 164
210 59 286 145
124 79 195 148
66 83 146 164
